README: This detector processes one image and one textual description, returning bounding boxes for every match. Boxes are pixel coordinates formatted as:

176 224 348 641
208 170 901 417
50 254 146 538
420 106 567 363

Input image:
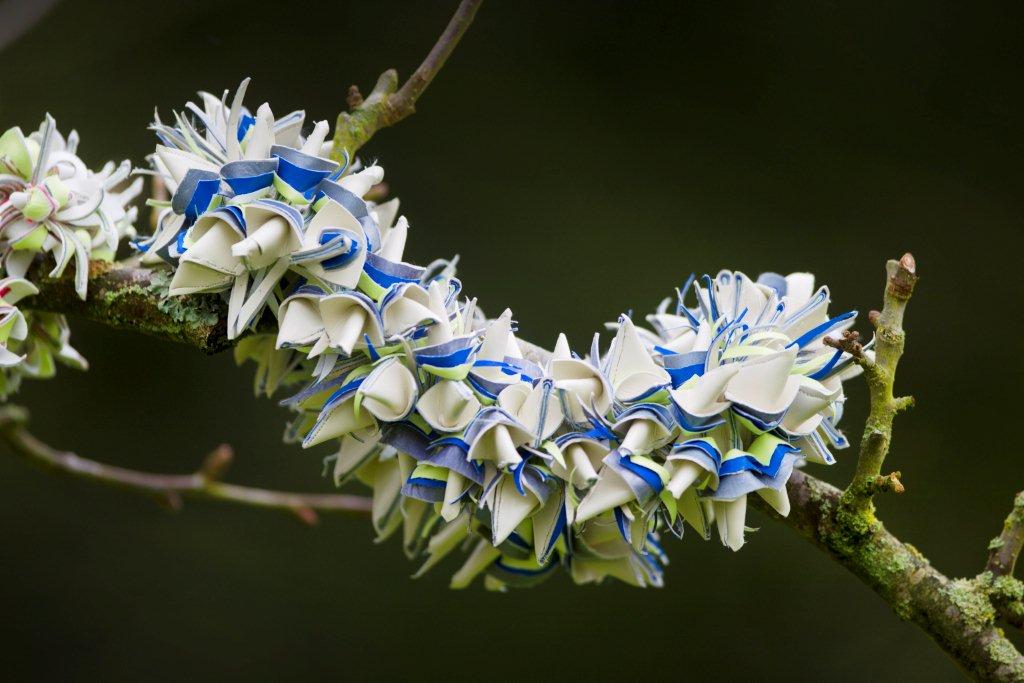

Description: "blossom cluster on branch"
68 81 861 589
0 116 140 396
2 3 1021 670
0 81 865 589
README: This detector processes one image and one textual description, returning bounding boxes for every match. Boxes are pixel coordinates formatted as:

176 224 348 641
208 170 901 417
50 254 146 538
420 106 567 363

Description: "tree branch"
329 0 483 160
840 253 918 516
987 491 1024 578
30 259 232 354
0 405 371 523
752 472 1024 680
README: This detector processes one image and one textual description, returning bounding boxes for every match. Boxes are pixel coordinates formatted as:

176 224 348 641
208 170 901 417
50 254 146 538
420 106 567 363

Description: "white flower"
0 116 139 299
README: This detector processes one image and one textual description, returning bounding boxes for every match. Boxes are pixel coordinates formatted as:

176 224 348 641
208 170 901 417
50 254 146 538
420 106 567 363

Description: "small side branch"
841 253 918 515
987 491 1024 577
329 0 483 159
0 406 371 523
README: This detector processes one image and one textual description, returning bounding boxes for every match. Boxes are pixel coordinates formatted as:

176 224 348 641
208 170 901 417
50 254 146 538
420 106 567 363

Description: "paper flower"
0 115 140 299
134 80 864 589
134 79 413 340
275 265 860 586
0 275 87 398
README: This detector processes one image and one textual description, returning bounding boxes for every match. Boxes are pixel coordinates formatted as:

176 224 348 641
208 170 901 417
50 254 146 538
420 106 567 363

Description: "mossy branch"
987 491 1024 578
0 405 371 523
329 0 483 161
30 258 232 354
752 472 1024 680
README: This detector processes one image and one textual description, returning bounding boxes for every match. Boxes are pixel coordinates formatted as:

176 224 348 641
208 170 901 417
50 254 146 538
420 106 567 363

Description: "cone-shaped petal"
665 460 705 499
607 316 670 401
155 144 218 185
487 475 539 546
358 358 417 421
756 485 791 517
618 418 666 455
441 471 468 522
574 469 635 524
382 284 439 337
780 378 840 434
231 215 292 269
671 363 739 417
276 292 324 348
552 332 572 361
300 120 330 156
567 443 600 488
320 294 383 355
425 280 453 344
379 217 408 261
724 346 800 415
714 496 748 551
470 424 523 469
304 396 376 448
338 165 384 197
450 539 501 589
417 380 481 433
477 309 512 363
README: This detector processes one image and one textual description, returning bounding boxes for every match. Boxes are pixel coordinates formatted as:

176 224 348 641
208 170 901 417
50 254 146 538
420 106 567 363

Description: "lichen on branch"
988 491 1024 578
29 259 231 354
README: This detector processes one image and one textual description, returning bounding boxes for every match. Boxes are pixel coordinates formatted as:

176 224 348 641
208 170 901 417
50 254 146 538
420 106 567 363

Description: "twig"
823 329 865 360
842 252 918 514
329 0 484 159
987 491 1024 577
0 406 371 523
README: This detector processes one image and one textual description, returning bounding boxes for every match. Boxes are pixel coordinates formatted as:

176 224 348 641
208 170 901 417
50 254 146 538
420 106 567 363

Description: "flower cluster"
0 116 138 396
1 81 864 589
137 82 864 589
136 78 397 341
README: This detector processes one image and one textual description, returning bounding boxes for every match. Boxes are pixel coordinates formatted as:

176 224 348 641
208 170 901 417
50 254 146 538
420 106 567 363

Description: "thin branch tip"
893 395 915 412
886 252 919 300
292 506 319 527
876 471 905 494
844 253 918 511
329 0 483 159
0 407 372 522
986 491 1024 578
346 85 364 110
900 252 917 274
199 444 234 481
823 329 867 362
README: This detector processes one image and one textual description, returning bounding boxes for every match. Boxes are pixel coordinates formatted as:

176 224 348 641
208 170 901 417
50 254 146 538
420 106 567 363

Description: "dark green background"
0 1 1021 680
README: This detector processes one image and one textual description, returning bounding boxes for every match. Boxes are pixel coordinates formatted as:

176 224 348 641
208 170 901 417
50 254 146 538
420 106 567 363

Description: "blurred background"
0 0 1021 680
